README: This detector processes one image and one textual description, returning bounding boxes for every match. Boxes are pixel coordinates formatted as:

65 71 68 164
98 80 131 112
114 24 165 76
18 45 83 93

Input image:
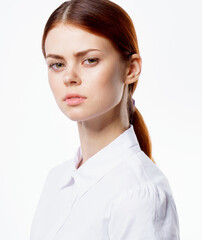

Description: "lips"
63 93 87 101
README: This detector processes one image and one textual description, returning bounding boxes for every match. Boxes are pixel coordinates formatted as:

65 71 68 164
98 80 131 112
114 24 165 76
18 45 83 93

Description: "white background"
0 0 201 239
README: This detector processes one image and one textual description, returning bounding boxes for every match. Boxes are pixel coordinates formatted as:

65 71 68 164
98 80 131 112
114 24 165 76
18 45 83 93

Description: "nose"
63 65 81 86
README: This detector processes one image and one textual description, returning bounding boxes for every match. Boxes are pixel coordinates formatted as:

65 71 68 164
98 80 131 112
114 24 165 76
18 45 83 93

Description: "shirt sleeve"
108 183 180 240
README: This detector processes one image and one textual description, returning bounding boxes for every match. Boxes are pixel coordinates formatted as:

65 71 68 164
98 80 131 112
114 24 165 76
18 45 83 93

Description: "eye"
83 58 99 66
48 62 65 71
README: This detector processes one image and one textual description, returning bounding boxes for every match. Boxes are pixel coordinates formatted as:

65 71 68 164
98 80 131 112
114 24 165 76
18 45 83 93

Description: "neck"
77 113 129 168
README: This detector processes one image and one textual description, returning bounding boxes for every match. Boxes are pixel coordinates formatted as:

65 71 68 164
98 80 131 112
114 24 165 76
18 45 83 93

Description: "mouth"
63 93 87 101
63 93 87 106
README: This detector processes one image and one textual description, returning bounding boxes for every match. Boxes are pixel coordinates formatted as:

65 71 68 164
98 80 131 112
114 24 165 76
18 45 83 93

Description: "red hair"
41 0 154 162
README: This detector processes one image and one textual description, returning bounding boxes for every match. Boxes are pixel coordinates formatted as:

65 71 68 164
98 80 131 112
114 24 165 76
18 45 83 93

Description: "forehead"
45 23 117 56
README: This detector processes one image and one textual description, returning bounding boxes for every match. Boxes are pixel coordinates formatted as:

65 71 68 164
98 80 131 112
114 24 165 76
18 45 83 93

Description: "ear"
124 54 142 85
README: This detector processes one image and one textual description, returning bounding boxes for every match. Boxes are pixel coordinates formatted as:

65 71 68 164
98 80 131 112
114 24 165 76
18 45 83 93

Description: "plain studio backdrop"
0 0 201 239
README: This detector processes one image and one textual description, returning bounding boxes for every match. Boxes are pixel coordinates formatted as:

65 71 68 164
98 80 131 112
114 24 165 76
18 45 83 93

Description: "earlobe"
124 54 142 85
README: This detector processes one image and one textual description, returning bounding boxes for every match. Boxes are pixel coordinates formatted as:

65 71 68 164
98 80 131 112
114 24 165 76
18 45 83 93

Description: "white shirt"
30 125 180 240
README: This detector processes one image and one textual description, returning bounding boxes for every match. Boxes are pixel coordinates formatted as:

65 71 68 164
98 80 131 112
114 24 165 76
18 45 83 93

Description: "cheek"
97 63 124 97
48 73 61 98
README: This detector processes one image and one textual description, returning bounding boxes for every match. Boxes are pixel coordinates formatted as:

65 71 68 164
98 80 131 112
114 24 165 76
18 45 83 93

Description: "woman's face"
45 23 128 123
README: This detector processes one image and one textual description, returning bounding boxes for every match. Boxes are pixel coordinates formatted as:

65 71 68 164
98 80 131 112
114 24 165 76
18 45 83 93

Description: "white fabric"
30 124 180 240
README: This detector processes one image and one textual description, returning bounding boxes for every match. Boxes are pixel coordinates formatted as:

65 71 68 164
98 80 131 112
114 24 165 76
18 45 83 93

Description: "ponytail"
128 96 155 163
133 108 155 162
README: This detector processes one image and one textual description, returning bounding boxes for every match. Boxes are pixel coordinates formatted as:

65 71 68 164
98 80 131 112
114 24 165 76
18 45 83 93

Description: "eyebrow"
46 48 101 60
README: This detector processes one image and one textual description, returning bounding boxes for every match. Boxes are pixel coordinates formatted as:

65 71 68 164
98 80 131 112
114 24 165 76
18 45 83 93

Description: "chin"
62 111 103 123
59 105 115 123
61 110 89 122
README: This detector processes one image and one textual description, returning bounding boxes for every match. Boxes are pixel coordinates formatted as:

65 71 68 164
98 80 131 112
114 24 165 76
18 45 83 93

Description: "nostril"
64 79 78 85
63 76 81 86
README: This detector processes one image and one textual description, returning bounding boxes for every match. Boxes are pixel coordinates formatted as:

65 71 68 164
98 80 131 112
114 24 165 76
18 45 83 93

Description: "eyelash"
83 58 99 65
48 58 99 70
48 62 64 70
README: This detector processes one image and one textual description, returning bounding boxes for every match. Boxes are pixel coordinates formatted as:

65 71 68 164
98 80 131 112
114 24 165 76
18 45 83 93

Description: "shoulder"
110 182 176 217
127 149 173 194
106 148 180 239
108 182 180 239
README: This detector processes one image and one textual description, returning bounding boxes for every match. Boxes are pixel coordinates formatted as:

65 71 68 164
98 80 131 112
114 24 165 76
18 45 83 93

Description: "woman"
30 0 180 239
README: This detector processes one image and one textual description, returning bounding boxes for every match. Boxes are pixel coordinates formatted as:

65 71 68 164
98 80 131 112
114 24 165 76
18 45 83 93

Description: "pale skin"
45 23 142 168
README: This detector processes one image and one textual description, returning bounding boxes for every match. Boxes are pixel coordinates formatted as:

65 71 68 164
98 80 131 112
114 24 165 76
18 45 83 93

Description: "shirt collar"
60 124 141 197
